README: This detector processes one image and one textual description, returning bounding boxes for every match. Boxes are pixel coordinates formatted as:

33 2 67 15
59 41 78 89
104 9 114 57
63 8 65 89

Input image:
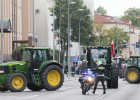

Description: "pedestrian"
92 61 106 94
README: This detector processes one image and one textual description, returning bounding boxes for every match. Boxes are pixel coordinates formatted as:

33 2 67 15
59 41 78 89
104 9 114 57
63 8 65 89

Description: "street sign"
73 57 78 62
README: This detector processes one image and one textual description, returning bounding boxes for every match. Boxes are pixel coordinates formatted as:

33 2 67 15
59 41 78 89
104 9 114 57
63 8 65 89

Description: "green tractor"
83 46 118 88
125 56 140 83
0 47 64 92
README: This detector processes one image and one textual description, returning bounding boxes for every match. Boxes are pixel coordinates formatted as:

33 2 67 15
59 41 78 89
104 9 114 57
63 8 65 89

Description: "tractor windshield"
90 48 110 67
21 50 31 62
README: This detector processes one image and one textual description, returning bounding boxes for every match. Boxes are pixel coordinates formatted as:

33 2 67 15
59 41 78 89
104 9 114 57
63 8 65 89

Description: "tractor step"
33 74 41 84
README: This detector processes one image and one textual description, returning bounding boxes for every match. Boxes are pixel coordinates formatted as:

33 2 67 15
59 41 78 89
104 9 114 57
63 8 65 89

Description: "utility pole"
33 0 35 45
67 0 71 78
1 0 3 64
53 0 55 60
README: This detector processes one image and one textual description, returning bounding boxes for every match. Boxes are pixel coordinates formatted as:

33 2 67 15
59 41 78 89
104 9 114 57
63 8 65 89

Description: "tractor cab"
86 46 111 68
20 47 51 71
129 56 140 67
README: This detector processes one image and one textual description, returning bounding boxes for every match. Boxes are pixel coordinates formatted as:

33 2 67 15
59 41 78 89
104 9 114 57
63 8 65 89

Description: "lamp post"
1 0 3 64
69 9 83 62
33 0 35 45
53 0 55 60
79 14 90 63
59 2 75 63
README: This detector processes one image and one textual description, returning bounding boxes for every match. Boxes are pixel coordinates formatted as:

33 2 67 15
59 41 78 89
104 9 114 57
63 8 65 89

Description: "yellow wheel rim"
47 70 60 86
127 70 138 81
12 77 24 89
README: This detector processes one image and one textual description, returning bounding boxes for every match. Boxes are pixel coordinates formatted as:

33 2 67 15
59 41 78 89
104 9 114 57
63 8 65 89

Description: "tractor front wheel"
6 73 27 92
27 84 43 91
125 67 140 83
41 65 64 91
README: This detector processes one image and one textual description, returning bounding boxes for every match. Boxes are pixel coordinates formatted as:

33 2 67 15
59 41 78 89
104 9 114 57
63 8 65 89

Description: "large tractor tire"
109 68 118 88
41 65 64 91
107 80 111 88
27 84 43 91
119 69 124 78
125 67 140 84
6 73 27 92
0 85 8 92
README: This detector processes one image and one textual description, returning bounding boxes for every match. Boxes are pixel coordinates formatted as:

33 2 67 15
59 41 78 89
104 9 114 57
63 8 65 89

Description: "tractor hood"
0 61 26 67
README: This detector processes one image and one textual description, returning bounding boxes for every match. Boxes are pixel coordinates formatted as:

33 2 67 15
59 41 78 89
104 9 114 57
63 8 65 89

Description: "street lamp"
79 14 91 63
59 2 75 63
69 9 83 62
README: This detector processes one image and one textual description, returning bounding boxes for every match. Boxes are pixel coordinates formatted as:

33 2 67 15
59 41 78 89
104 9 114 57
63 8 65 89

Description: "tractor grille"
0 66 9 74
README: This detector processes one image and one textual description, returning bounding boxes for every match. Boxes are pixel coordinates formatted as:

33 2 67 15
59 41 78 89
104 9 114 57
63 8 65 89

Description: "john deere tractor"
125 56 140 83
81 46 118 88
0 47 64 92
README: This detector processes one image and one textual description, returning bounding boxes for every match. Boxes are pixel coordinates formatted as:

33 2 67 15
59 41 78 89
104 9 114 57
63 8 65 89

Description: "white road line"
20 95 39 100
89 83 124 100
58 87 72 91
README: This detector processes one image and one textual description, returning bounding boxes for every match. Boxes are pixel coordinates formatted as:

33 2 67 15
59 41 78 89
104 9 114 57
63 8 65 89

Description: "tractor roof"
21 47 50 50
130 56 140 58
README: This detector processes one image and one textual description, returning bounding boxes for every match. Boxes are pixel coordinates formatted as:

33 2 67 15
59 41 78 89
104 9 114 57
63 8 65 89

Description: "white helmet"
96 60 102 66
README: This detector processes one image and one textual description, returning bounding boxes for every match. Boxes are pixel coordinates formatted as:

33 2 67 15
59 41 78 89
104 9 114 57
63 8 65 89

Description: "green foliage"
12 45 28 60
95 6 107 15
121 7 140 27
92 22 129 52
50 49 64 63
49 0 94 59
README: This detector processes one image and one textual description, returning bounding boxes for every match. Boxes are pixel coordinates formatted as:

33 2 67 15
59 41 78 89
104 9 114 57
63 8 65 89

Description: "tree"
49 0 93 62
95 6 107 15
92 22 129 54
121 8 140 27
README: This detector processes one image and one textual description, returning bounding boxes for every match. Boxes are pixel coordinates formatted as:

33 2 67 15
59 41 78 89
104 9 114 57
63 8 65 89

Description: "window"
22 50 31 62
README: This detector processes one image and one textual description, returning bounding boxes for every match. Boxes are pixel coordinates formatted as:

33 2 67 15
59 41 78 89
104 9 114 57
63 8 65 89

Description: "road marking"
89 83 124 100
20 95 39 100
58 87 72 91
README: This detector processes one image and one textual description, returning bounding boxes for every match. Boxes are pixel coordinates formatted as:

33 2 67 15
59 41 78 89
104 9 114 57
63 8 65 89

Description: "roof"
21 47 50 50
94 13 129 25
130 56 140 58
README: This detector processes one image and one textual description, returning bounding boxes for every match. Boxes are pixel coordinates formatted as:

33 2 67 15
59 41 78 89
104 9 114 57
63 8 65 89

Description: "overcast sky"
94 0 140 17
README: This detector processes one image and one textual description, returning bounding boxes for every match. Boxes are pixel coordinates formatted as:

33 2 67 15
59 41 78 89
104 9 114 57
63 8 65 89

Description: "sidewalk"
64 74 80 82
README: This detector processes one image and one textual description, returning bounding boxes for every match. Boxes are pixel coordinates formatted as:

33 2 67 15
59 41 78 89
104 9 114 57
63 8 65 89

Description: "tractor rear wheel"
6 73 27 92
27 84 43 91
110 67 118 88
119 69 124 78
0 85 8 92
41 65 64 91
107 80 111 88
125 67 140 83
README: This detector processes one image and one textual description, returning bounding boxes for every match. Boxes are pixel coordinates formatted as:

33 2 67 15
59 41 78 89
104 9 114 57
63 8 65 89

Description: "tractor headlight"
87 77 92 81
0 70 4 73
0 67 4 74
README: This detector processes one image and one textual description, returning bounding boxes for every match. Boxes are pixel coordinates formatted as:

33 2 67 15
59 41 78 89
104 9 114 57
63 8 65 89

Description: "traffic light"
122 42 126 48
136 42 139 48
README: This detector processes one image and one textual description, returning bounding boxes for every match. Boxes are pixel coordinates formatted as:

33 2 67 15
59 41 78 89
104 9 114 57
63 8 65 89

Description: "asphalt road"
0 78 140 100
